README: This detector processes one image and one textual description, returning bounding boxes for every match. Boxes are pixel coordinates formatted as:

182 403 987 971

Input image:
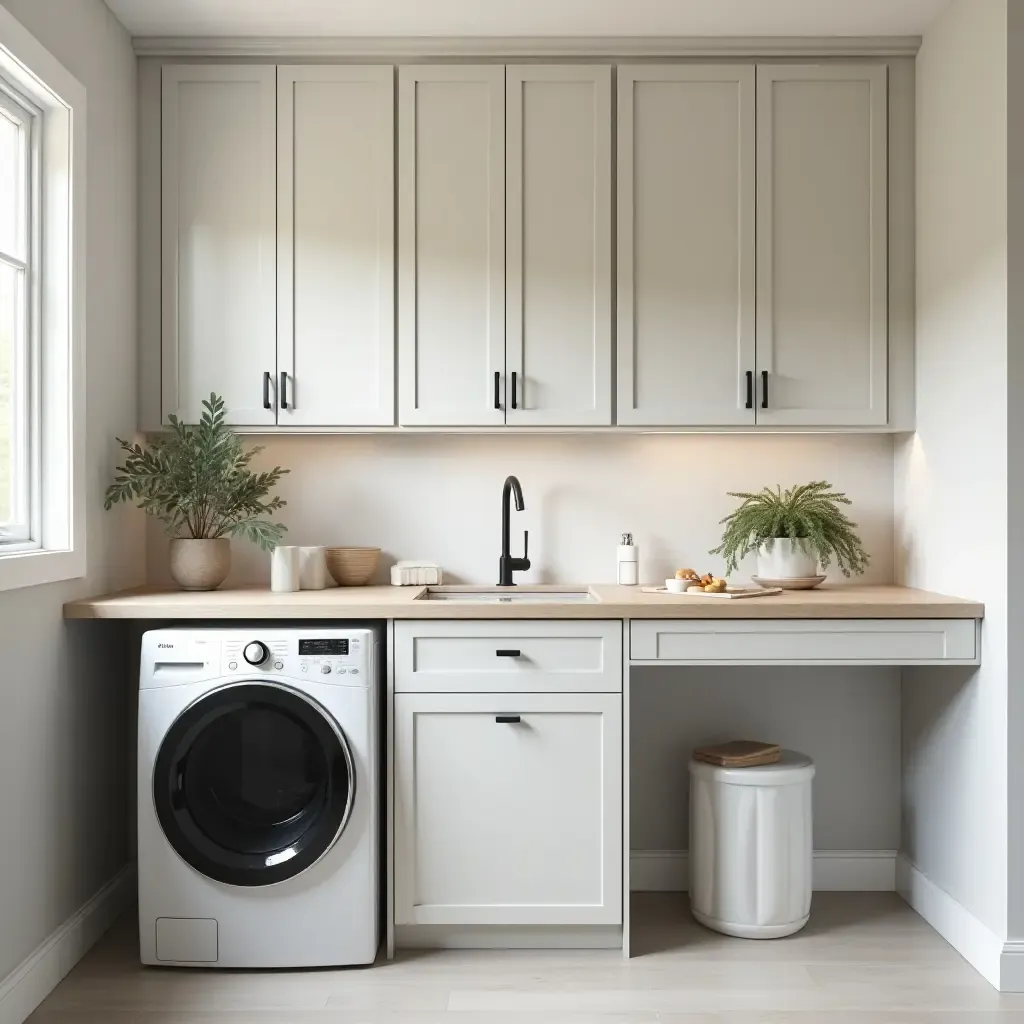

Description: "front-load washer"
138 626 380 968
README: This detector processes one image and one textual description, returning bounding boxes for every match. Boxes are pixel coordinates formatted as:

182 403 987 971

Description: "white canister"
298 546 329 590
617 533 639 586
270 545 300 593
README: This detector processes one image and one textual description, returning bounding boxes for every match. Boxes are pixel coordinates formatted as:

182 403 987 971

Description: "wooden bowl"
325 547 381 587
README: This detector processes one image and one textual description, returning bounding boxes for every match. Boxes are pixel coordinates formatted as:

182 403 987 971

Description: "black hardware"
494 371 501 410
280 371 289 410
495 715 521 724
745 370 753 410
498 475 531 586
263 372 272 410
511 371 518 410
496 649 521 658
761 370 769 409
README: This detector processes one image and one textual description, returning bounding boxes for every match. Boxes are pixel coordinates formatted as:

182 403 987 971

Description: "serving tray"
641 586 782 600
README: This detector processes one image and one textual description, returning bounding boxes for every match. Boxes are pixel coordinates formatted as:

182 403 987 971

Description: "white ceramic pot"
756 538 818 580
168 538 231 591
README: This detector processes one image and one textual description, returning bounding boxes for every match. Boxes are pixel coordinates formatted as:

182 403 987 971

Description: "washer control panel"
222 630 370 685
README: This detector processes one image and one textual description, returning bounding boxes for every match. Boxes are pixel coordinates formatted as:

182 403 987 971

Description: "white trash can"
689 749 815 938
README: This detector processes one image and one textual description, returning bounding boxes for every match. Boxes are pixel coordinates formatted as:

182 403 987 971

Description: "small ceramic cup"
298 546 329 590
270 545 300 593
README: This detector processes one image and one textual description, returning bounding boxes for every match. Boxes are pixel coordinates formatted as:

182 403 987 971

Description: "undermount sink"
417 587 597 603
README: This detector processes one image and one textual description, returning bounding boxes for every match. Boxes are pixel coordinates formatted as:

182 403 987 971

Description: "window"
0 2 85 591
0 84 36 546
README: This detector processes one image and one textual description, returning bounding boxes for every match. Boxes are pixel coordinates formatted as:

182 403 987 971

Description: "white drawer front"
630 619 978 665
394 691 622 926
395 620 622 692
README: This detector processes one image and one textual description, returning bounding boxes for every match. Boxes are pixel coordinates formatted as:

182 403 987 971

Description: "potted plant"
710 481 869 588
104 394 289 591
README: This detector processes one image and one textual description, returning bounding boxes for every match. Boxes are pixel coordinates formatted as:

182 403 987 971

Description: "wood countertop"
63 583 984 620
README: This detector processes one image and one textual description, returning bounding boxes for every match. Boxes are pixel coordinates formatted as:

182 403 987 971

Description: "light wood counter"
63 583 984 620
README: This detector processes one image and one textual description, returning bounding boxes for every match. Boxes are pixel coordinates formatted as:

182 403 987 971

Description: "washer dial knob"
243 641 270 666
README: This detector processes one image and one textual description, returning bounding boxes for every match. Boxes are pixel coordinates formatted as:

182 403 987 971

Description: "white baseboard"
0 864 134 1024
630 849 897 893
895 853 1016 991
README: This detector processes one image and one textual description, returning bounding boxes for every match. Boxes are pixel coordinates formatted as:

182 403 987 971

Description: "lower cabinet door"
395 692 622 926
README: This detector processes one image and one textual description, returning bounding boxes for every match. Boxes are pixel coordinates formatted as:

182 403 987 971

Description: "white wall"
149 432 900 851
896 0 1008 936
0 0 141 987
1007 0 1024 942
148 433 896 587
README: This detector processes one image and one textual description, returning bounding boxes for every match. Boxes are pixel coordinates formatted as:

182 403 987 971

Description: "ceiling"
103 0 950 40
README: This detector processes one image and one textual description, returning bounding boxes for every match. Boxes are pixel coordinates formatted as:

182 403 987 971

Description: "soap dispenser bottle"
617 533 639 586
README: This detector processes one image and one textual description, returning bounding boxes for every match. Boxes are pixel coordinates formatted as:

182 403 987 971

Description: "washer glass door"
154 682 355 886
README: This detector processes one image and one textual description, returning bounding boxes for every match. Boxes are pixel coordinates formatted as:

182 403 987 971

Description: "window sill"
0 547 85 592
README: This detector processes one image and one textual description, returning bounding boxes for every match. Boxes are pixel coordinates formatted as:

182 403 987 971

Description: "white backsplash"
146 433 895 587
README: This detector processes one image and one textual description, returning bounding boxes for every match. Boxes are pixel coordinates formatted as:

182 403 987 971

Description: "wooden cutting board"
693 740 781 768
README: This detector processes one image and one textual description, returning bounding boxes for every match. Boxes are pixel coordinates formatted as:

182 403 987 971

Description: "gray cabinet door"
617 65 755 427
161 65 277 426
277 66 395 427
506 66 612 426
755 65 888 426
398 66 506 426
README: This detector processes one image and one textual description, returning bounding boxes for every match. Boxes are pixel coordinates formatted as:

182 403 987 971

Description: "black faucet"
498 475 531 586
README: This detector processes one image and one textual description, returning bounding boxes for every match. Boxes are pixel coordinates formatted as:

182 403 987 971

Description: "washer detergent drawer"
156 918 218 962
395 620 622 693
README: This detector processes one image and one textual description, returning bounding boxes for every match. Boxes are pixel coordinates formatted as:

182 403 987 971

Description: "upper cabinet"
398 65 612 427
755 65 888 426
506 67 612 427
161 66 277 426
397 67 506 427
616 66 755 427
161 63 395 428
277 66 395 427
153 58 899 433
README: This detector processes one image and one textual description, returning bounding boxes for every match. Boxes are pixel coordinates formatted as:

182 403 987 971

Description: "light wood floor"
26 893 1024 1023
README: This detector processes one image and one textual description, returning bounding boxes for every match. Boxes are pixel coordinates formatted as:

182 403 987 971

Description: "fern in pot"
104 395 289 591
710 481 869 589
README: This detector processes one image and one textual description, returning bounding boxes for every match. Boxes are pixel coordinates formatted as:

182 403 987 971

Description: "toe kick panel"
630 618 979 665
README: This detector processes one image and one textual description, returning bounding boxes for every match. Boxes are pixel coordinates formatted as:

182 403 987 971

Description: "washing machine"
137 626 380 968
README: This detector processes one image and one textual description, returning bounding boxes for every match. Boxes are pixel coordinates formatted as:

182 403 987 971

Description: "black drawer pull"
262 371 272 410
495 715 521 724
745 370 753 410
496 649 521 658
761 369 769 409
494 370 501 410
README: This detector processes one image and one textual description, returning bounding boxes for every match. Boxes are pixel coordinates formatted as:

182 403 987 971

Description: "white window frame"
0 3 85 591
0 83 40 548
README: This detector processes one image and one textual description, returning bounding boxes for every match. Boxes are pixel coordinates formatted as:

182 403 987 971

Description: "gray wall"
630 667 901 851
895 0 1009 937
0 0 141 983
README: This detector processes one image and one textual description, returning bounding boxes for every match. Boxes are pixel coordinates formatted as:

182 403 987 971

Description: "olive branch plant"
710 481 870 578
104 394 289 551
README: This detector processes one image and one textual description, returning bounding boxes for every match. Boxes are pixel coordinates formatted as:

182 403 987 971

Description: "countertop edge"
62 584 986 621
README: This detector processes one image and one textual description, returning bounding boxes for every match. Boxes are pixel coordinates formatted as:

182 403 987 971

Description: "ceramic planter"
169 538 231 591
756 538 818 580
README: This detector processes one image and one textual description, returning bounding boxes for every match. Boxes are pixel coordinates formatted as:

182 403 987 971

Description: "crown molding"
132 34 921 59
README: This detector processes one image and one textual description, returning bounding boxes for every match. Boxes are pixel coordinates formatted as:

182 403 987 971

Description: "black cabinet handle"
761 370 769 409
263 371 272 410
280 371 289 410
511 371 518 410
494 370 501 410
745 370 753 410
495 715 521 724
496 649 521 658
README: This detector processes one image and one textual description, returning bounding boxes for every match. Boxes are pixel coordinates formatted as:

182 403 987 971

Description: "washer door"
154 681 355 886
